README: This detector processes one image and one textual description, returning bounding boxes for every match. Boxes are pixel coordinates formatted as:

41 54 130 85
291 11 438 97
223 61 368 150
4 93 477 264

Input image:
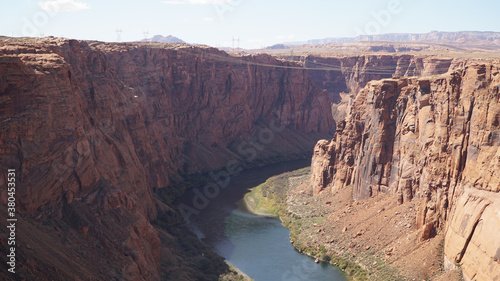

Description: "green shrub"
321 253 331 262
319 245 327 254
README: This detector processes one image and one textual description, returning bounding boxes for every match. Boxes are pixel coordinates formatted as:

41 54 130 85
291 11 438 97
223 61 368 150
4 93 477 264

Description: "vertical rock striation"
0 38 334 280
304 55 453 102
311 64 500 280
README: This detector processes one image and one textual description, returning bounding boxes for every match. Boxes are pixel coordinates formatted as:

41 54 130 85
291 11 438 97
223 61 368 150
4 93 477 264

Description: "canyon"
0 37 335 280
0 35 499 280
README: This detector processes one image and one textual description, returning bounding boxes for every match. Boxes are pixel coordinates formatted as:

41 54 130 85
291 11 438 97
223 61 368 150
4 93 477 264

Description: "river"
179 160 347 281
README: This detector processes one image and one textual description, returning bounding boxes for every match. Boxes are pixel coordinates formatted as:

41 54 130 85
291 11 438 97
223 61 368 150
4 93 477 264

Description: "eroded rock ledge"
0 37 334 280
311 64 500 281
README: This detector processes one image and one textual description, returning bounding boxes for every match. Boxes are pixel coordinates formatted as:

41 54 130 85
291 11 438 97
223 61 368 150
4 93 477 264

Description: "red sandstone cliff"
304 55 454 102
2 36 495 280
0 37 334 280
311 64 500 280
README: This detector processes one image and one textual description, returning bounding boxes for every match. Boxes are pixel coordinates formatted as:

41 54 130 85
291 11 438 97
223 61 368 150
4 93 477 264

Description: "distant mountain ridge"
141 34 185 43
286 31 500 45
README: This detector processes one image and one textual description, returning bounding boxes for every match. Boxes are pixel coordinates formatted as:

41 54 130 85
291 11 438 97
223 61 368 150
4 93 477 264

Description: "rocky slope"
0 37 334 280
311 64 500 280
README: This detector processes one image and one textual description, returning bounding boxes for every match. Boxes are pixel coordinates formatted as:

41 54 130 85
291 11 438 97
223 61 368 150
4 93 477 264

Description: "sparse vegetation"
218 266 253 281
243 167 374 281
436 238 445 271
329 254 369 281
243 167 310 216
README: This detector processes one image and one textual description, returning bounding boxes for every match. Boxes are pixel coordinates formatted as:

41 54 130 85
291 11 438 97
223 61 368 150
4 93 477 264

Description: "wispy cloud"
38 0 90 11
202 17 214 22
162 0 232 5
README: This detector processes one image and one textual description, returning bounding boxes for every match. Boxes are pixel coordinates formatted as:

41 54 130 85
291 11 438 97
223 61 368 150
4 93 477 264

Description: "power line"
197 50 457 75
0 37 471 76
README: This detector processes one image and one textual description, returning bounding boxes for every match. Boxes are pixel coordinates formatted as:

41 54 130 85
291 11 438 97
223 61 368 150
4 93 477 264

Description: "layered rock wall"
0 38 334 280
0 38 334 213
311 64 500 280
304 55 453 102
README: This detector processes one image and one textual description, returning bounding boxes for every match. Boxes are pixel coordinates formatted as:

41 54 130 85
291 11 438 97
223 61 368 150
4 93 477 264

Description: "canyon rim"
0 28 500 281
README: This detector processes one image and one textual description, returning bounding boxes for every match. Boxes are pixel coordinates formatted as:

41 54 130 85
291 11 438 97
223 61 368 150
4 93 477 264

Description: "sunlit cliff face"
310 64 500 281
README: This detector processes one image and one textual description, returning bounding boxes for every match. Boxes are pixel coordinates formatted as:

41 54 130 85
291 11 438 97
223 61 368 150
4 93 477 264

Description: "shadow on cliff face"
173 159 310 259
0 36 466 280
0 37 335 280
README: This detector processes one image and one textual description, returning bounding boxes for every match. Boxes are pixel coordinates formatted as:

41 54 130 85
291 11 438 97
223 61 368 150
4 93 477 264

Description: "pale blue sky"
1 0 499 49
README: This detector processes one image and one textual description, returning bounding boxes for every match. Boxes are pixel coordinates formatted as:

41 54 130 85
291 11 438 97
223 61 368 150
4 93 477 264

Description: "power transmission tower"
115 28 122 42
143 30 149 41
232 36 240 53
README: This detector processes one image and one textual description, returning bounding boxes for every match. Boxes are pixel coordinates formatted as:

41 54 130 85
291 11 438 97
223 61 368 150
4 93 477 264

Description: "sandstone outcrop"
311 64 500 280
2 35 497 280
305 55 453 101
0 37 334 280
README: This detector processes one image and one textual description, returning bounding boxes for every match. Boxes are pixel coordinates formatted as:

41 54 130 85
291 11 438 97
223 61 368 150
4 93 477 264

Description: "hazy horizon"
2 0 500 49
